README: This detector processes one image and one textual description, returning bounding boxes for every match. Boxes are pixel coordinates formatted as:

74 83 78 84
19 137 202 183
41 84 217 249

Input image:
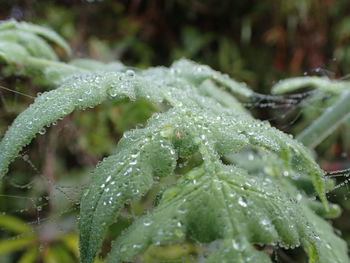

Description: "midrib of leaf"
196 132 242 238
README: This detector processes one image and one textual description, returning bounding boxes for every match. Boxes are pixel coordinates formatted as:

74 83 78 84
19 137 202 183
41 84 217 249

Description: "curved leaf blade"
0 19 71 56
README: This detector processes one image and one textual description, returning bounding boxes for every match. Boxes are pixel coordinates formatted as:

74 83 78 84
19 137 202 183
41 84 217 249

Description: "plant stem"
297 91 350 148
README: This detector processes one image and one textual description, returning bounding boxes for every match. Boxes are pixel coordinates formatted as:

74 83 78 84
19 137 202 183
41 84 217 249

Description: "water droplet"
238 197 247 207
232 239 245 251
132 244 141 249
132 189 139 195
107 87 118 97
126 69 135 77
143 220 152 226
248 153 254 161
39 128 46 135
261 219 269 226
296 193 302 201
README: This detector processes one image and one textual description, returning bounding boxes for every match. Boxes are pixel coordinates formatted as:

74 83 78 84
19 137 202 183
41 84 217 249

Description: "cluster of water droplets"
1 53 349 263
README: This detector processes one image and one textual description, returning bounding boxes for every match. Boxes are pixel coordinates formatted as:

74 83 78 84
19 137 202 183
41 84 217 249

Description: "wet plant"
0 20 349 263
273 77 350 149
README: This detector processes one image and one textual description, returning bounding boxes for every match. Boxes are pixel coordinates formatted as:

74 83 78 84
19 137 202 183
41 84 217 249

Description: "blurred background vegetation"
1 0 350 262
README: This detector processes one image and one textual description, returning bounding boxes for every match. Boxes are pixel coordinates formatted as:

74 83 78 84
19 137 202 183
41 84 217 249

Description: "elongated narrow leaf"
271 76 350 148
0 41 29 63
0 19 71 56
272 76 348 94
171 59 253 99
297 91 350 147
199 79 249 114
0 30 58 60
0 72 162 177
0 214 32 234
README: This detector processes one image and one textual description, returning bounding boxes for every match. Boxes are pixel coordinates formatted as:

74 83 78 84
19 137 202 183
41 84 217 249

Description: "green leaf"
0 61 258 180
171 59 253 99
0 19 71 56
18 248 39 263
105 163 344 263
297 91 350 148
69 58 125 71
0 71 158 178
79 127 177 263
79 106 329 262
0 214 32 234
0 41 29 64
0 19 74 81
199 79 249 114
204 239 271 263
0 234 35 256
0 216 36 257
0 30 58 60
271 77 348 95
43 245 76 263
0 21 344 263
271 76 350 148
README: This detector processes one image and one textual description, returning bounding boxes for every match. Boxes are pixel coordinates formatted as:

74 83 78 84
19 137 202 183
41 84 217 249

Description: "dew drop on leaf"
39 128 46 135
238 197 248 207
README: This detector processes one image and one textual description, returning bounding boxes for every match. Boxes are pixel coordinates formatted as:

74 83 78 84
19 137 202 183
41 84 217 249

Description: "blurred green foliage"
1 0 350 262
2 0 350 88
